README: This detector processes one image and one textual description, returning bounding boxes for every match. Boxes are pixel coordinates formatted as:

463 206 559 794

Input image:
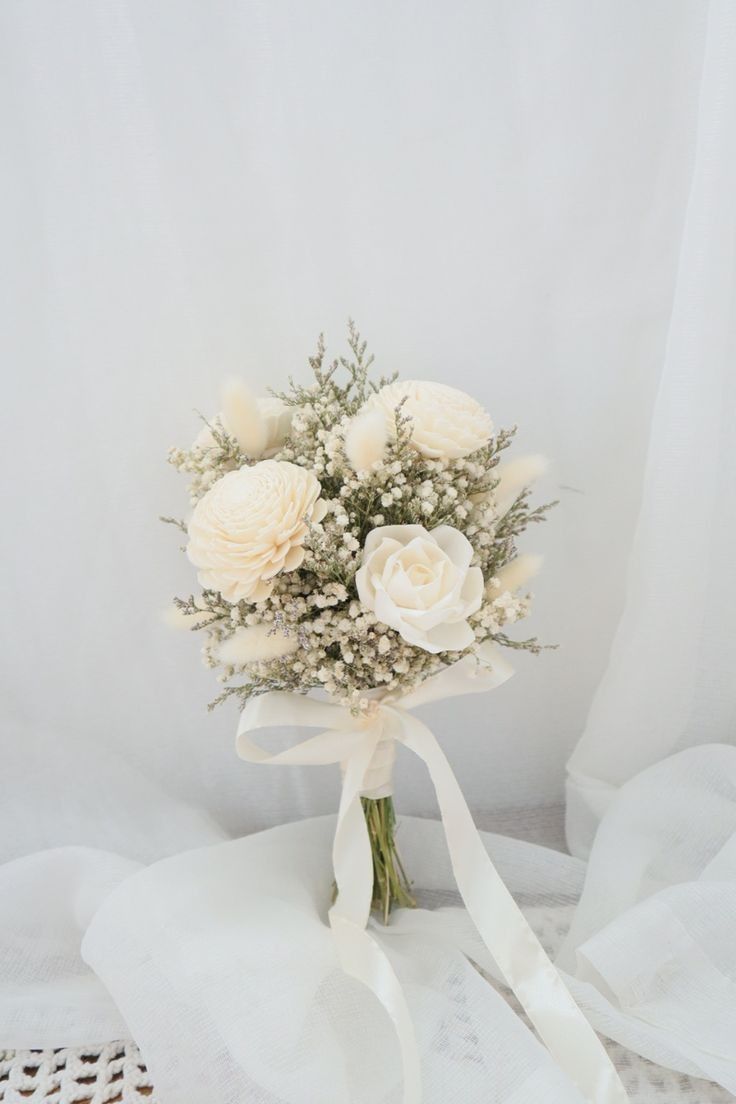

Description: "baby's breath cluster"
167 324 552 713
168 418 245 505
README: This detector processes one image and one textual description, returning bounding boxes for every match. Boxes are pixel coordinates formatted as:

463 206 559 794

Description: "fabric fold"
0 747 735 1099
235 654 628 1104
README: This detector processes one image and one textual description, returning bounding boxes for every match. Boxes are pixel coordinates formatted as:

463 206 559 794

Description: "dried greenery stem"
362 796 416 922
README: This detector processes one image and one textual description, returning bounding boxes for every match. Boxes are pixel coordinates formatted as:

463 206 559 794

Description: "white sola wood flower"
356 524 483 653
362 379 492 460
187 460 327 602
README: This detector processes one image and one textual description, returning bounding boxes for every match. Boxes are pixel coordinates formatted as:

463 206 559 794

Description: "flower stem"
361 795 416 923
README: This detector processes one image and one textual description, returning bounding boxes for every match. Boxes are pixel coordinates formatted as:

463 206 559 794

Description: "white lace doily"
0 1043 153 1103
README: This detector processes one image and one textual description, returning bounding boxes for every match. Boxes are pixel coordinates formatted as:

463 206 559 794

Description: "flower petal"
430 525 474 570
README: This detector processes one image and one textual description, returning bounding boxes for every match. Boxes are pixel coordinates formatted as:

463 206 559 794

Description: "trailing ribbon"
237 644 629 1104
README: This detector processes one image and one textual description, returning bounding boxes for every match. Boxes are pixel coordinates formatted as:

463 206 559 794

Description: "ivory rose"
363 379 492 460
355 524 483 653
187 460 327 603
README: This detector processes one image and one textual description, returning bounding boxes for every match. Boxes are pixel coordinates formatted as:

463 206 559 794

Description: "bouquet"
164 326 629 1103
166 323 549 919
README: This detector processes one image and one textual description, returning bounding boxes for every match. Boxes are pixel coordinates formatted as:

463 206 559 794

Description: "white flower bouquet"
165 323 550 920
164 327 632 1102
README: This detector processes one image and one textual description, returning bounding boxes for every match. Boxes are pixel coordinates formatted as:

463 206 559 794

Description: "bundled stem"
362 796 416 923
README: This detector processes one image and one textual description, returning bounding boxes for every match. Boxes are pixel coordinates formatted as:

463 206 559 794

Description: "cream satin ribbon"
237 645 629 1104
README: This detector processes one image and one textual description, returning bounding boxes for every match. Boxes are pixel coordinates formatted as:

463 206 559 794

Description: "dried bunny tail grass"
486 554 543 598
495 454 548 515
221 378 267 457
162 604 202 629
344 408 388 473
217 624 299 666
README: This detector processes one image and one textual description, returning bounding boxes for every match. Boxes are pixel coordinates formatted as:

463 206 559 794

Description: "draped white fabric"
2 746 735 1099
566 0 736 857
2 2 736 1102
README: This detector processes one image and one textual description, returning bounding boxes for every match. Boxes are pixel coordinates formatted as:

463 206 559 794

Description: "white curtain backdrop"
566 0 736 856
0 0 712 842
2 2 736 1101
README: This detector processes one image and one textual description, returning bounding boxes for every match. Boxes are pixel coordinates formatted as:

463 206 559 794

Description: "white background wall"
0 1 707 844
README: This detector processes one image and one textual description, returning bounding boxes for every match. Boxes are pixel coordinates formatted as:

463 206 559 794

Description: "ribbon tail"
329 734 422 1104
398 712 629 1104
329 914 422 1104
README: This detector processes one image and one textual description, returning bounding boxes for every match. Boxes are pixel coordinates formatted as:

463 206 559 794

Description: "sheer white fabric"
1 745 734 1100
566 0 736 856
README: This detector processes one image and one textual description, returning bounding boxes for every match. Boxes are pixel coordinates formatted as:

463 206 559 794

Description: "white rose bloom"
355 524 483 653
363 380 492 460
187 460 327 603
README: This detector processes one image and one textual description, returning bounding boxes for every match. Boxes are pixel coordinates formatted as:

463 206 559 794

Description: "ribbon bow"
237 646 628 1104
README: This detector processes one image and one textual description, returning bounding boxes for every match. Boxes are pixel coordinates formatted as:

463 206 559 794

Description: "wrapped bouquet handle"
237 648 629 1104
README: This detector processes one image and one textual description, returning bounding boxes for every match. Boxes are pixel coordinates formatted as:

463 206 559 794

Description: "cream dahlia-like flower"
187 460 327 602
355 524 483 653
362 379 492 460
